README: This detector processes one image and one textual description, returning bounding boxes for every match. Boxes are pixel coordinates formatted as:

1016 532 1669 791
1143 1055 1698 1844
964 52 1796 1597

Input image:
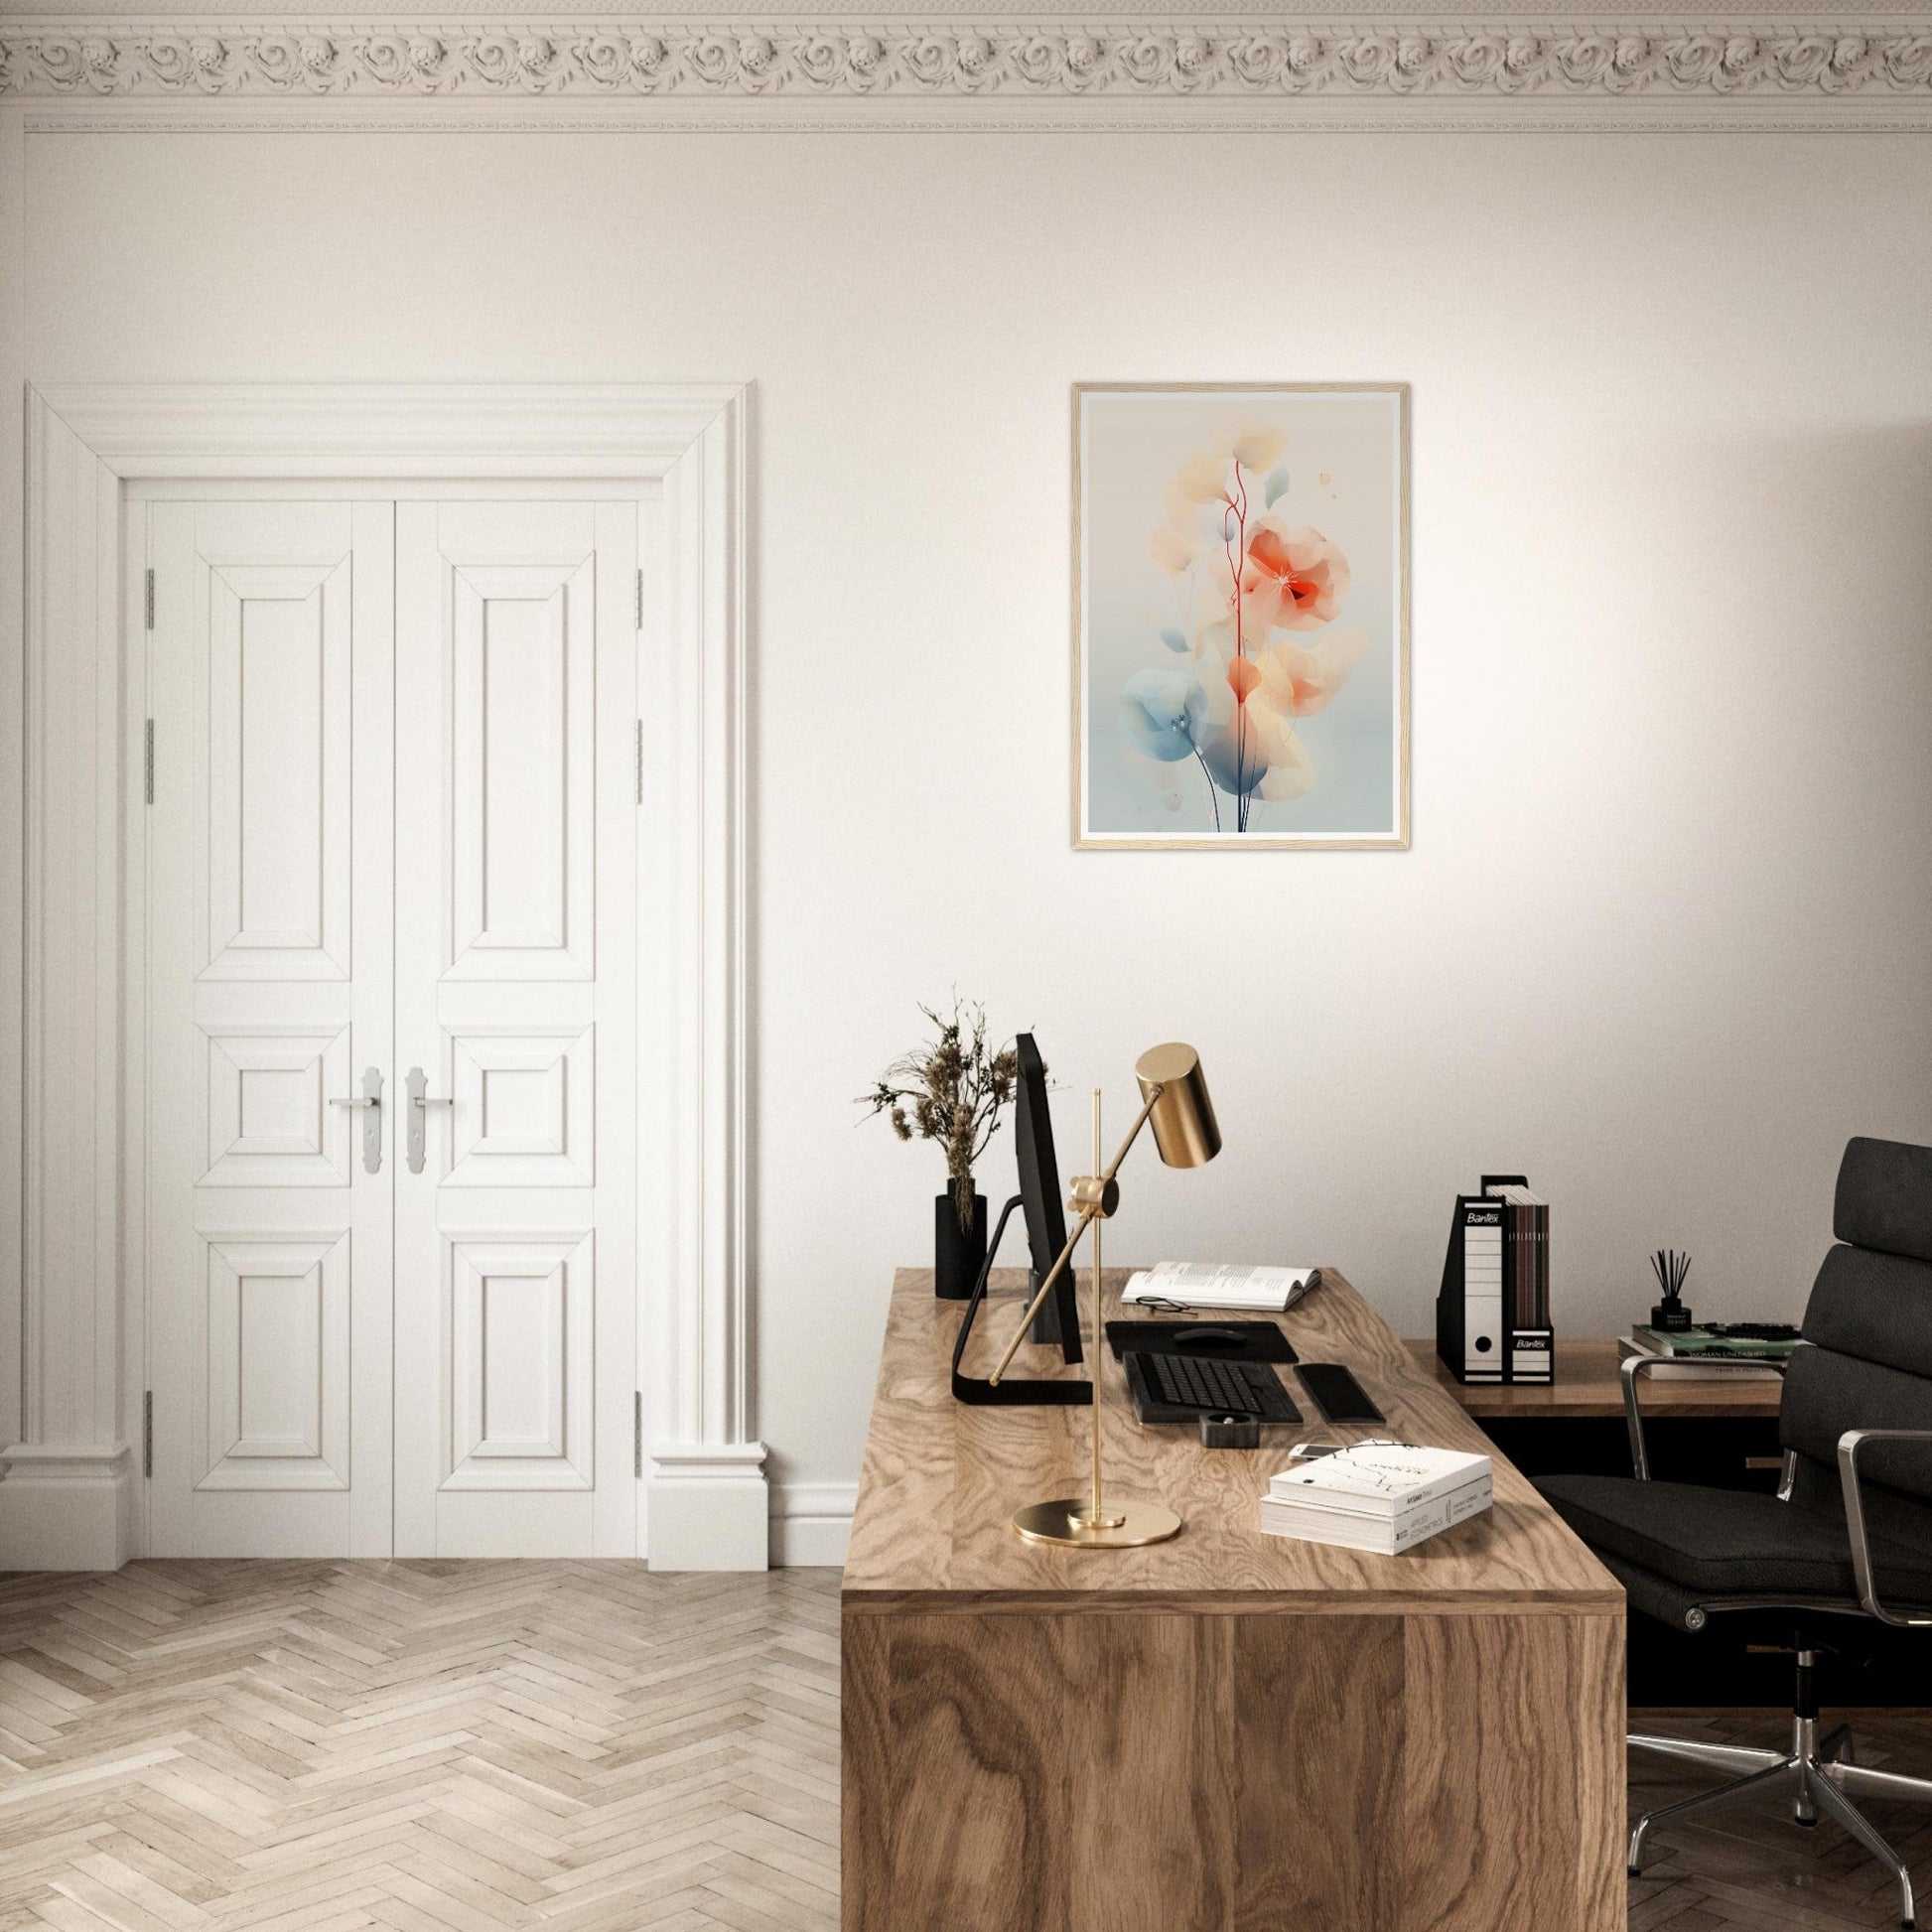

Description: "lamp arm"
1097 1086 1165 1188
987 1085 1165 1387
985 1205 1098 1388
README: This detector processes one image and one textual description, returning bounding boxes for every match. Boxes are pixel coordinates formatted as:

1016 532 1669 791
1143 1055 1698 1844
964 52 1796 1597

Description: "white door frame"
3 382 763 1571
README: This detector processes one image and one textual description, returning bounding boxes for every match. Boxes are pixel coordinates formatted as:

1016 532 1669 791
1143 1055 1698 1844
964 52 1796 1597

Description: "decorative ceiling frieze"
3 17 1930 102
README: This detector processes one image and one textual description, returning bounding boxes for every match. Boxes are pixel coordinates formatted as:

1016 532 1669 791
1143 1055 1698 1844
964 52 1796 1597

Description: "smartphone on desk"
1297 1362 1386 1425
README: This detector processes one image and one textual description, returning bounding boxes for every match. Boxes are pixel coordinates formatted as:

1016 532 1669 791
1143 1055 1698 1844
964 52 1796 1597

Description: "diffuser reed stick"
1649 1248 1693 1331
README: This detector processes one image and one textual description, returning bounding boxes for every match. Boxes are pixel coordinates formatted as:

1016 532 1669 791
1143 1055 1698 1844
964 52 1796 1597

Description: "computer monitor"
1013 1034 1083 1364
948 1032 1090 1406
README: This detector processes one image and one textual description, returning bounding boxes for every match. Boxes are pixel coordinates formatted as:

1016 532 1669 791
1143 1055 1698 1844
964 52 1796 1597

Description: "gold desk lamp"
986 1041 1221 1549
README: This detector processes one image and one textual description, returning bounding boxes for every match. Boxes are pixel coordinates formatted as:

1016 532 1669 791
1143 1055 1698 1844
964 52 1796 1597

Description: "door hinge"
633 1392 643 1479
144 720 155 805
635 567 644 632
143 1391 153 1478
144 568 155 631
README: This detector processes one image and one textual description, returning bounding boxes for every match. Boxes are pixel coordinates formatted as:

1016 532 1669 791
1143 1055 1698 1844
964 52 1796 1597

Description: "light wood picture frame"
1073 382 1410 850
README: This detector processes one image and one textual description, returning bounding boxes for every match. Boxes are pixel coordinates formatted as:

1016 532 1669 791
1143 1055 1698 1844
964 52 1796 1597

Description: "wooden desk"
843 1269 1625 1932
1407 1336 1783 1420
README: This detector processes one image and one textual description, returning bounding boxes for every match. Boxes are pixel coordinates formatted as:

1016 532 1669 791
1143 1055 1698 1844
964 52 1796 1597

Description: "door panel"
449 562 595 978
203 1234 350 1489
202 1025 353 1187
445 1027 595 1188
393 500 637 1557
147 500 394 1557
446 1230 594 1488
204 564 352 979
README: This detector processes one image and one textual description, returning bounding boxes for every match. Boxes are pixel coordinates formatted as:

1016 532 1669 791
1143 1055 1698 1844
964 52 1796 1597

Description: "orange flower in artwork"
1255 627 1369 719
1240 521 1351 634
1225 655 1263 705
1244 701 1316 801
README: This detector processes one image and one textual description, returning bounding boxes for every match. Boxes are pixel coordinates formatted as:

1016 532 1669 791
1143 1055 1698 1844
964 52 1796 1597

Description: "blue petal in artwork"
1264 467 1291 507
1159 626 1188 653
1197 722 1268 797
1119 669 1208 762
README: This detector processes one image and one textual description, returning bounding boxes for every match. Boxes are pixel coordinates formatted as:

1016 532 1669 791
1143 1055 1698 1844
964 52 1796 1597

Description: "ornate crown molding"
2 17 1930 104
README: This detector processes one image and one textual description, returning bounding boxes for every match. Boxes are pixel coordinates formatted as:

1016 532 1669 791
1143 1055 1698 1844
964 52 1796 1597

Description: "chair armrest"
1838 1428 1932 1627
1621 1351 1787 1481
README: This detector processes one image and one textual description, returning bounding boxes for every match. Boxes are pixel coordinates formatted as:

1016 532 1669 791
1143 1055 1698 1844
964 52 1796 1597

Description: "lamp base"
1012 1496 1182 1549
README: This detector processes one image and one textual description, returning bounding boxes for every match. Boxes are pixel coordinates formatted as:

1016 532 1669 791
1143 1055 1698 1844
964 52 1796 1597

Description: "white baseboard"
0 1442 851 1573
0 1444 135 1571
645 1442 769 1571
770 1481 855 1568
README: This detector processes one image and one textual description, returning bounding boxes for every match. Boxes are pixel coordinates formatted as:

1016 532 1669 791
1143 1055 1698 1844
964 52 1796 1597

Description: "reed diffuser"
1650 1248 1694 1332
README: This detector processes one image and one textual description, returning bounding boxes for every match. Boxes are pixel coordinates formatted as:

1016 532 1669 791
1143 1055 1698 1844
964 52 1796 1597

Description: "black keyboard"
1124 1350 1302 1425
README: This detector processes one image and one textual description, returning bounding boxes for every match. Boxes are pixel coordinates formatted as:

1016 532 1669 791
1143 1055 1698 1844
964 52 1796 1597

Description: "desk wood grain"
841 1268 1625 1932
844 1267 1621 1614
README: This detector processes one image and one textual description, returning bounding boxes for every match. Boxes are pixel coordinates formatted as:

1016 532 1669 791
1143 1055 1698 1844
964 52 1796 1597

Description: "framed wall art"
1074 382 1410 849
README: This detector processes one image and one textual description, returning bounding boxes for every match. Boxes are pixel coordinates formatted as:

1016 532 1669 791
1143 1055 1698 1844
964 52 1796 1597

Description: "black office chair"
1537 1136 1932 1929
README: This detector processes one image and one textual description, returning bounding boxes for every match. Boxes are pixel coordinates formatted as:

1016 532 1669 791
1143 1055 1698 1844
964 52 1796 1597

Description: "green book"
1632 1325 1799 1361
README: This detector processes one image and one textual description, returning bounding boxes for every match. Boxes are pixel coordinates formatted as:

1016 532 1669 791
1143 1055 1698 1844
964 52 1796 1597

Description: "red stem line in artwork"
1220 468 1252 832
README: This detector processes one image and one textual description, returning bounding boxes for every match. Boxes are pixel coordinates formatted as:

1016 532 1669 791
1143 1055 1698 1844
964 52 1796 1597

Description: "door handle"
405 1066 454 1175
329 1066 385 1174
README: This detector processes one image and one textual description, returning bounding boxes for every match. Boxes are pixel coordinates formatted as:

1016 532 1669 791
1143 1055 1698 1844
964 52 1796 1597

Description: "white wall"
22 126 1932 1533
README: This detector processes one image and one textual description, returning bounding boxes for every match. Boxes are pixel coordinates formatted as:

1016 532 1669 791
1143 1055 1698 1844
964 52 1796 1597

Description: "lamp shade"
1134 1042 1221 1169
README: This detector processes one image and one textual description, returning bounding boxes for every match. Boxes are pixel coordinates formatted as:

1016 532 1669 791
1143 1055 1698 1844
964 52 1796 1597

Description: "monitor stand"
950 1196 1092 1407
1030 1269 1075 1347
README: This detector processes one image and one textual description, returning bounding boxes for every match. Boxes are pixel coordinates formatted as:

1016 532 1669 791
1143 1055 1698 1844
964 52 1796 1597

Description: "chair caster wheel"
1796 1816 1818 1828
1627 1868 1640 1878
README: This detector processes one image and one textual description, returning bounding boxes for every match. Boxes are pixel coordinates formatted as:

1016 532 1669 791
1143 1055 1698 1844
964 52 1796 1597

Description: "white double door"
145 494 639 1557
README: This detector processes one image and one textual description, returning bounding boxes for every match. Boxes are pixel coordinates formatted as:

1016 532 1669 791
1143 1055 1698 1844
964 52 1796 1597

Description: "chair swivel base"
1629 1716 1932 1929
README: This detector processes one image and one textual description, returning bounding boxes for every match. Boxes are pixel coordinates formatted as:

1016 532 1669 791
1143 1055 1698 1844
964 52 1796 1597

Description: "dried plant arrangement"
861 999 1021 1234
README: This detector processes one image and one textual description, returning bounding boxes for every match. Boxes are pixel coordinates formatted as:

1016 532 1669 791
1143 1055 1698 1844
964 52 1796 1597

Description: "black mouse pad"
1104 1319 1297 1364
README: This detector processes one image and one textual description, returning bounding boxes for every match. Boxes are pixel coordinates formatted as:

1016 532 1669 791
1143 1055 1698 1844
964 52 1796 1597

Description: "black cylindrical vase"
934 1187 988 1300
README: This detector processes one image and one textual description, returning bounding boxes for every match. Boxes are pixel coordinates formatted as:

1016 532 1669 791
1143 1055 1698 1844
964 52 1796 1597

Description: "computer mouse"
1173 1325 1246 1350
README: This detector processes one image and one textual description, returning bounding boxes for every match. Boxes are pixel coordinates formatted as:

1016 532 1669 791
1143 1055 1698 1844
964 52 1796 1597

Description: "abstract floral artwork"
1074 384 1409 848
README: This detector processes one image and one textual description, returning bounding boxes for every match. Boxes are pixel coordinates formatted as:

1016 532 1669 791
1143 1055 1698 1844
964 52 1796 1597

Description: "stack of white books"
1121 1261 1317 1312
1259 1443 1493 1555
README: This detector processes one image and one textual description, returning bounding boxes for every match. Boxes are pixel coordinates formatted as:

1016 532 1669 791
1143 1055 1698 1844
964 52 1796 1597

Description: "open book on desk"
1122 1262 1319 1313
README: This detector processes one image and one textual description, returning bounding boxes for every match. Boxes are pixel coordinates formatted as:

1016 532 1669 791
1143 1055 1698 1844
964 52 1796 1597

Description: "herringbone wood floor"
0 1563 840 1932
1 1563 1930 1930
